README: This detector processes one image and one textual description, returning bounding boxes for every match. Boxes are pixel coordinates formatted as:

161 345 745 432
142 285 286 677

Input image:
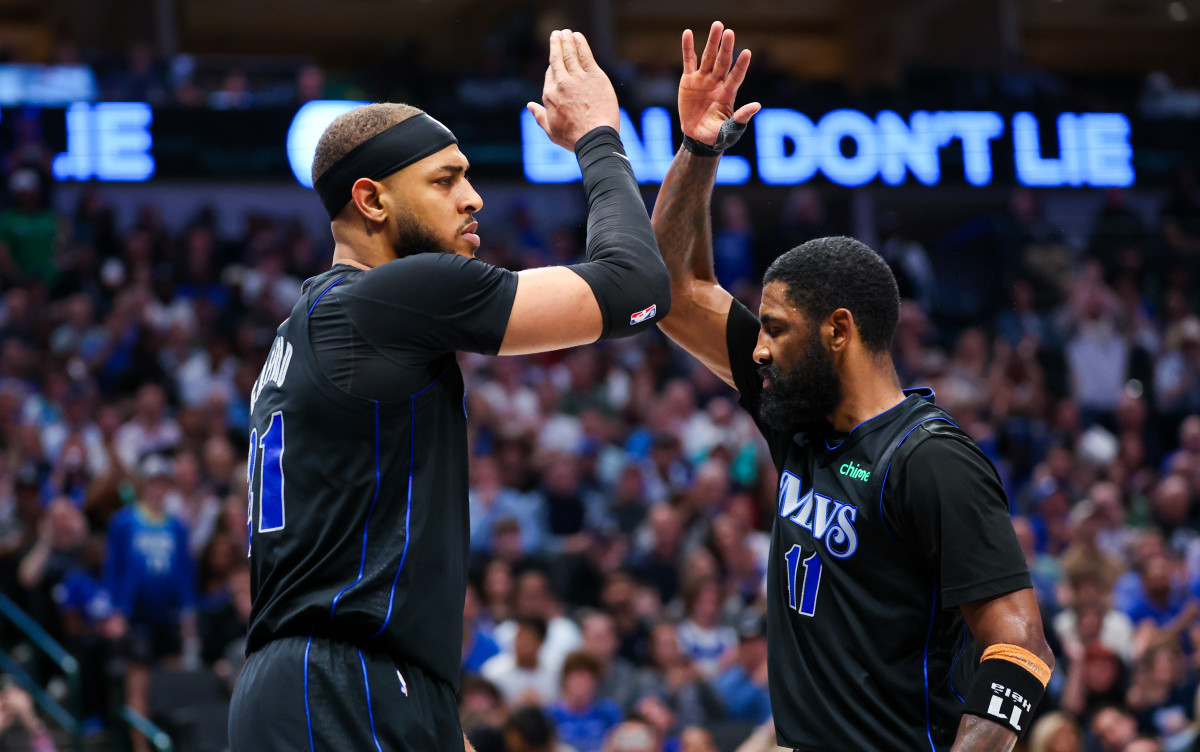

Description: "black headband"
313 113 458 219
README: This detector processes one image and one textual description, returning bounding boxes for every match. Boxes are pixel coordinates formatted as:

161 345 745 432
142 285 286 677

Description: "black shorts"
228 636 464 752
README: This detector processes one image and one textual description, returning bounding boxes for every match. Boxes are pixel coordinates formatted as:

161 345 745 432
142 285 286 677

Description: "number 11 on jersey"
784 544 823 617
247 411 287 554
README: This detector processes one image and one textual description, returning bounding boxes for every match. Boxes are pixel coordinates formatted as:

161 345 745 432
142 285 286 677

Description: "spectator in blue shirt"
105 453 196 751
713 613 771 724
1126 555 1190 624
53 532 123 723
548 651 623 752
106 455 196 630
469 455 548 554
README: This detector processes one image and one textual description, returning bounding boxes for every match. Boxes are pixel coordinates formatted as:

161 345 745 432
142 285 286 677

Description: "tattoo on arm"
650 149 720 283
949 715 1017 752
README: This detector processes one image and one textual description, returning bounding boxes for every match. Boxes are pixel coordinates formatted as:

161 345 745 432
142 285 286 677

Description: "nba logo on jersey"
630 304 657 325
396 669 409 697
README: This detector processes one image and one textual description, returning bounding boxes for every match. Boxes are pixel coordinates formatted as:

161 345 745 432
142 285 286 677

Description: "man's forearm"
568 125 671 338
650 148 720 283
950 714 1017 752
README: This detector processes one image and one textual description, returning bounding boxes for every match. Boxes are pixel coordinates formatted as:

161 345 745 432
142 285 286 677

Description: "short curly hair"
763 236 900 353
310 102 424 186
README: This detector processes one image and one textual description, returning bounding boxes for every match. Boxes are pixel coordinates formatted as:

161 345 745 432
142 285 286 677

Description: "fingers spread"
732 102 761 124
681 29 697 74
573 31 595 71
698 21 723 74
728 48 752 88
714 28 735 77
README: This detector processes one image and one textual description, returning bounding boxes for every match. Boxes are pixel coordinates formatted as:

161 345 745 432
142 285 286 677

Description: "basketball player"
651 22 1054 752
229 30 669 751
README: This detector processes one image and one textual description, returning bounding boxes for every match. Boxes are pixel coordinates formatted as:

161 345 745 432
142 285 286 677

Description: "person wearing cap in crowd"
104 452 196 752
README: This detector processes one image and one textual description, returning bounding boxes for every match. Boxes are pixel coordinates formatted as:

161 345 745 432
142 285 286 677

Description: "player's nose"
460 182 483 215
753 342 771 365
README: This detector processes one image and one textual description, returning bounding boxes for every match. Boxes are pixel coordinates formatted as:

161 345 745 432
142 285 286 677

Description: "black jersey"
244 253 517 689
725 300 1030 752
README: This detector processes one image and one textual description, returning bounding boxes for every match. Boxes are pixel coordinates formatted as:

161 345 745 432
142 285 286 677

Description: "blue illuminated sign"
286 99 369 188
22 100 1134 188
1012 112 1134 187
521 107 750 185
519 107 1134 188
52 102 155 181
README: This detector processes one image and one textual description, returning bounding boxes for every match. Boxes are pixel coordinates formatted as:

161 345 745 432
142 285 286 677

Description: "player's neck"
330 220 396 270
827 359 906 433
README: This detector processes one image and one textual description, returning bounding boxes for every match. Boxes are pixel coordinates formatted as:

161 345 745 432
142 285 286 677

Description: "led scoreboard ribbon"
16 100 1135 188
519 106 1135 188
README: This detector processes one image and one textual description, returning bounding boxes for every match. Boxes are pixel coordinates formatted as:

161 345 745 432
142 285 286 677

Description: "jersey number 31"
247 412 287 554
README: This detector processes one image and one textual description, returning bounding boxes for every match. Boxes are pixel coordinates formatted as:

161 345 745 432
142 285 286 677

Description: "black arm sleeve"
567 126 671 340
727 297 763 411
890 428 1031 608
342 253 518 356
726 297 790 464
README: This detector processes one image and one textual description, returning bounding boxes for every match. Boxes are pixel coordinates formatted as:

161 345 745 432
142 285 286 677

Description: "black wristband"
962 658 1047 739
682 135 722 157
682 118 749 157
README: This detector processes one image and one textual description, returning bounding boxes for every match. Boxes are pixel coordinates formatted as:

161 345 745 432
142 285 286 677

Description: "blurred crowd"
4 19 1200 120
0 92 1199 750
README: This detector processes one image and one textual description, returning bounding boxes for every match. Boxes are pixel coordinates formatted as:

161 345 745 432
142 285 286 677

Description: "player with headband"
229 29 669 751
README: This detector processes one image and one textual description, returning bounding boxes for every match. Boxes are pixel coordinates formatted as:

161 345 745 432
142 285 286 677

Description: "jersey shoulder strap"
866 397 963 552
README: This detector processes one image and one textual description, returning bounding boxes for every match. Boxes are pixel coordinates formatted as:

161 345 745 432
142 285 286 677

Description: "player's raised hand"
679 21 761 146
527 30 620 151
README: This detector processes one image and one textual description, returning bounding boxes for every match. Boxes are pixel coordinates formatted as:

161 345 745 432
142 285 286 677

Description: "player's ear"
350 177 387 224
827 308 854 352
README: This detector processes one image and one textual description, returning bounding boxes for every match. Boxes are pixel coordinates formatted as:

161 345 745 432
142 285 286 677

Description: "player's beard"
393 211 454 259
758 328 843 434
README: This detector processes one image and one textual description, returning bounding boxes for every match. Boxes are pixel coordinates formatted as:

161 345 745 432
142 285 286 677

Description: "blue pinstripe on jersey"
358 649 383 752
329 400 381 618
371 360 452 637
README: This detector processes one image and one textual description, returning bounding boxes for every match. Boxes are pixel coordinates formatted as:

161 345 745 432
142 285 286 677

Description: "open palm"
679 22 760 146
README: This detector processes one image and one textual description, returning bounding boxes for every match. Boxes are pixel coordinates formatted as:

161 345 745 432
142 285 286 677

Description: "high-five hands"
679 21 761 147
527 29 621 151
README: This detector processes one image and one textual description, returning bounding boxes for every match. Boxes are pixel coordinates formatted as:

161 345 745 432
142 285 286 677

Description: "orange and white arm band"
979 643 1052 686
962 643 1053 738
